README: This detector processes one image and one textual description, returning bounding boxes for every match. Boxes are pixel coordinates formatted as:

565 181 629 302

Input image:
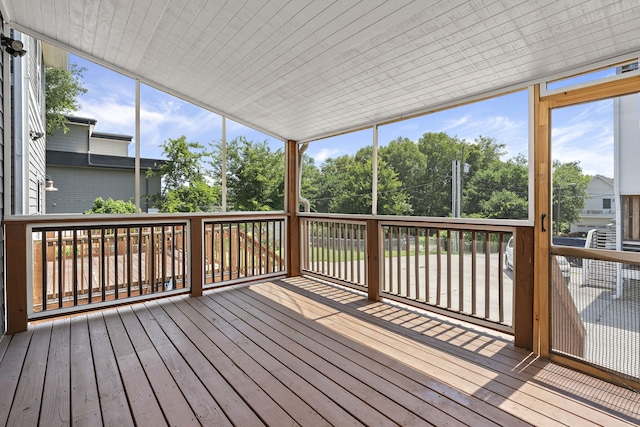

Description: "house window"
603 198 611 209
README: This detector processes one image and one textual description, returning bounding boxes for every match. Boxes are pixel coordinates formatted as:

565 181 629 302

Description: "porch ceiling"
3 1 640 142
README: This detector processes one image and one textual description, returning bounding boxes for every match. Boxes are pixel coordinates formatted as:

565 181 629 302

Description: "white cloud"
313 148 340 163
440 115 469 131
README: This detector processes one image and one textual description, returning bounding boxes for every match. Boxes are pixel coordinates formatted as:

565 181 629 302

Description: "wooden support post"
514 226 534 350
190 217 203 297
286 140 301 277
366 219 380 301
6 222 28 334
534 84 551 357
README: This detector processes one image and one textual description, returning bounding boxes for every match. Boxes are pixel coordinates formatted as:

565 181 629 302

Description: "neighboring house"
46 116 164 213
571 175 616 234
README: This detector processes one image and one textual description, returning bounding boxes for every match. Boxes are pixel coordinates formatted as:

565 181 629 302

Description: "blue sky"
71 55 284 160
71 54 618 177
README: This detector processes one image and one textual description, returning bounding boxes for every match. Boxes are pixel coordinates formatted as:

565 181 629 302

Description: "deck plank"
187 294 374 427
39 318 71 426
0 329 32 426
87 312 135 426
0 334 11 363
172 296 331 426
144 299 266 427
229 284 528 427
271 278 639 426
129 304 234 426
100 309 165 426
291 278 640 422
115 307 200 427
158 297 299 426
201 290 457 426
7 322 52 426
69 316 102 427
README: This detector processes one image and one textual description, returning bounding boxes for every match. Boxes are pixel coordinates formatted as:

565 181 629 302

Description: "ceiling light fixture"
30 130 44 140
44 175 58 192
1 34 27 57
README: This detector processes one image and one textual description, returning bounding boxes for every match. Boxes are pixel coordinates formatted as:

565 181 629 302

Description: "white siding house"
572 175 615 234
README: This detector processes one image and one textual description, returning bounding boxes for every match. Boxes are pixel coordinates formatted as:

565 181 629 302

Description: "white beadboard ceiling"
2 0 640 142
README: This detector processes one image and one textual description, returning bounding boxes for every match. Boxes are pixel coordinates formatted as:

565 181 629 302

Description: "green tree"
211 137 284 211
45 63 87 136
148 136 219 212
299 154 322 212
415 132 465 217
464 155 528 219
379 137 426 214
85 197 136 214
552 160 590 234
313 146 409 215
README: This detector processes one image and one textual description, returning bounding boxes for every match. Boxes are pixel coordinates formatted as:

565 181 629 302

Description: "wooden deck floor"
0 277 639 426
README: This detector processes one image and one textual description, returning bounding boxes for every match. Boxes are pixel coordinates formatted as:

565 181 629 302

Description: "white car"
504 237 571 284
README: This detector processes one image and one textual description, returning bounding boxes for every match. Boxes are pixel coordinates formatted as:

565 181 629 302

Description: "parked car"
505 237 571 283
552 236 586 267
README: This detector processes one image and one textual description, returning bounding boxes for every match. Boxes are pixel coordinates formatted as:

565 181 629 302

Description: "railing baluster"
446 230 452 309
436 231 441 306
151 226 156 293
73 229 78 306
471 231 477 315
350 224 355 282
357 224 362 285
127 227 132 297
405 227 410 297
459 230 464 312
340 223 344 280
425 229 430 303
414 227 420 301
396 227 401 295
101 229 106 302
244 222 249 277
58 232 63 309
42 232 48 311
114 228 119 299
139 227 144 292
499 232 505 323
485 233 491 319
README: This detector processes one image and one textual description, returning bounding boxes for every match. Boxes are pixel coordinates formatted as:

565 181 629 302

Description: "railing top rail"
551 245 640 265
297 212 531 229
4 211 288 227
299 217 368 226
377 220 520 233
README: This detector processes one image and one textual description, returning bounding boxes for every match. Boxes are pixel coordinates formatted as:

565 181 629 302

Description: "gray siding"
46 165 161 214
47 123 89 153
27 41 46 213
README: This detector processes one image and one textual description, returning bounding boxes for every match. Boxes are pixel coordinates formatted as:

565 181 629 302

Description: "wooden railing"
380 221 514 331
3 212 288 332
4 212 532 349
204 218 285 286
300 217 367 288
33 224 187 313
299 214 534 340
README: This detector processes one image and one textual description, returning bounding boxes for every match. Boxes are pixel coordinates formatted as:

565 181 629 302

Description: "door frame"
533 76 640 388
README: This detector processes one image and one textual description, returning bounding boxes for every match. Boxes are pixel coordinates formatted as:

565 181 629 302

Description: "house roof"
47 150 164 171
5 1 640 142
591 174 614 187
